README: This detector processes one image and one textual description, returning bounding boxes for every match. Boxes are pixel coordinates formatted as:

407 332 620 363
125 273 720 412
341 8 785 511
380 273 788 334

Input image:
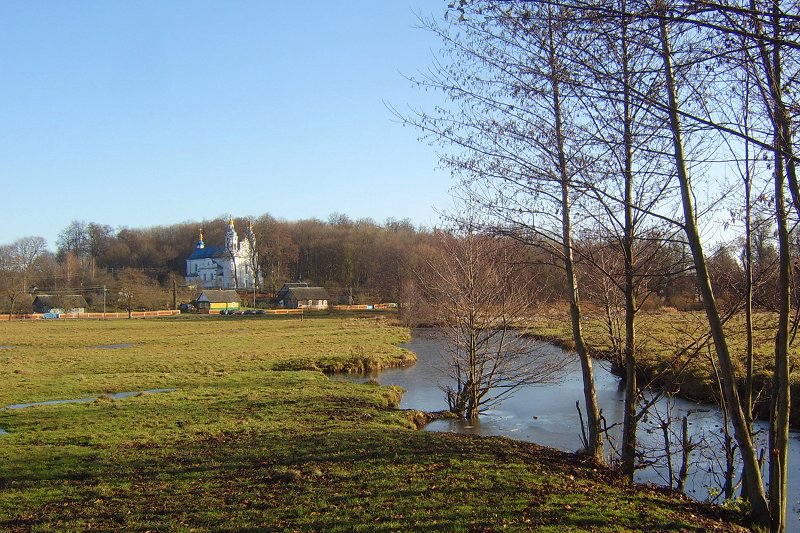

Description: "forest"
0 210 786 316
0 215 429 312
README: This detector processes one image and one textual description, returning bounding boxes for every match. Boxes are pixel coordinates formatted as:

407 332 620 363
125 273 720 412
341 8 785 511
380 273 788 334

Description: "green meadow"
0 316 745 531
527 309 799 421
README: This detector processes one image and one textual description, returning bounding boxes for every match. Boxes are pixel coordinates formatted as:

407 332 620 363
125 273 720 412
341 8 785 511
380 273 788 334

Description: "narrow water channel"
338 329 800 528
3 388 177 410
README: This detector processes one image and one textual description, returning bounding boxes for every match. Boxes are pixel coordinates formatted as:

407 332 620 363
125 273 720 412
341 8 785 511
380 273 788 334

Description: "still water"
339 329 800 528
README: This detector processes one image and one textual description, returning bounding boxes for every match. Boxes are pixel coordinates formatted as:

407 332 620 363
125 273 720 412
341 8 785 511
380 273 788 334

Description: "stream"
335 329 800 528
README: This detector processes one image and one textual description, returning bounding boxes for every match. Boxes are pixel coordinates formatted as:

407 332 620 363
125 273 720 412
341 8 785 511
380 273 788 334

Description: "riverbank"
0 317 746 530
525 308 800 428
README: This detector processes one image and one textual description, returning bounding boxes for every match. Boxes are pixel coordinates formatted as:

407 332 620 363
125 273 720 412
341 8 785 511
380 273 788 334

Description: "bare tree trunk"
660 418 674 488
739 26 756 504
676 416 690 494
762 4 791 530
620 1 638 481
770 96 791 533
743 104 755 426
657 12 770 528
713 355 736 501
468 325 479 420
548 9 603 463
751 0 800 222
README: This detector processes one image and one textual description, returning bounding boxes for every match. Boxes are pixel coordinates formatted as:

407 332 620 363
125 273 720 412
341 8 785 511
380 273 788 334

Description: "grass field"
526 307 799 424
0 315 745 531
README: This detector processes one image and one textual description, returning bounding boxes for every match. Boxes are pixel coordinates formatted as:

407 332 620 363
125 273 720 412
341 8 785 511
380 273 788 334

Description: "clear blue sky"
0 1 450 250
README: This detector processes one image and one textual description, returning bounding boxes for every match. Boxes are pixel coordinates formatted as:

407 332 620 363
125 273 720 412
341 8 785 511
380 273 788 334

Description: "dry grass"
527 306 799 423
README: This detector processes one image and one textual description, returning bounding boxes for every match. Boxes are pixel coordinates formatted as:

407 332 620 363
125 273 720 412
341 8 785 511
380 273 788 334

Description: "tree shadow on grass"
2 424 746 532
0 372 746 532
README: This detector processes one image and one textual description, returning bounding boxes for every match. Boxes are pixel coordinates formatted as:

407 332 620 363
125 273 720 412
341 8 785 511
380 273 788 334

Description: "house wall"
186 256 259 290
209 301 240 310
297 299 328 310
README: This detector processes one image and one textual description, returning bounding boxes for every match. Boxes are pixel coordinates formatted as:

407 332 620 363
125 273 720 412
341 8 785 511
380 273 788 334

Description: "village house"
194 289 242 313
278 284 330 310
32 294 88 315
277 282 309 301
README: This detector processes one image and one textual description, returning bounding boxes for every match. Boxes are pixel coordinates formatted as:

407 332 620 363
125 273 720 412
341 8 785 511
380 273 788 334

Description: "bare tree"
420 226 569 419
564 0 683 480
402 1 795 526
0 239 46 318
0 268 26 319
400 0 606 462
245 220 260 292
654 5 771 526
86 223 113 280
10 236 47 290
56 220 89 265
116 269 162 318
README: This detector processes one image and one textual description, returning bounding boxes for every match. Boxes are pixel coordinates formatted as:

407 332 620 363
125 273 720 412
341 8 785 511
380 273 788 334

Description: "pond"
0 388 179 437
3 388 177 410
336 329 800 526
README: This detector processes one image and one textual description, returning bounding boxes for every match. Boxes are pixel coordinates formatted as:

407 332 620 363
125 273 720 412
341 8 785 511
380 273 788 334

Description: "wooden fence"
331 304 395 311
202 308 303 315
0 310 181 320
0 305 397 320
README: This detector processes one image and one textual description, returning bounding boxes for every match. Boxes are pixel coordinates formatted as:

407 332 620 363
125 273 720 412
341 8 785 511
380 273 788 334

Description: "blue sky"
0 1 450 249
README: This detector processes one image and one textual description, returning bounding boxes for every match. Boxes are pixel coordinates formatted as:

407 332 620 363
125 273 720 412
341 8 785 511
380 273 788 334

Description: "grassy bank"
527 307 799 425
0 316 745 531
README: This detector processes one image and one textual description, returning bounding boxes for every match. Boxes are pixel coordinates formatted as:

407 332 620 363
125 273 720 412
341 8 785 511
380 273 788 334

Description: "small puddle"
90 343 136 349
105 388 176 400
0 346 13 349
3 388 177 410
0 389 177 437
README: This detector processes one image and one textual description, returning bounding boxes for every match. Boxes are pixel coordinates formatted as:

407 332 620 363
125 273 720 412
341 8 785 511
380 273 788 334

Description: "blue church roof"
187 246 228 260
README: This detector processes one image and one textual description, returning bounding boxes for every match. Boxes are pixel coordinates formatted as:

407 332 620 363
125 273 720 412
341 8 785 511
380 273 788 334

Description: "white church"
185 218 261 289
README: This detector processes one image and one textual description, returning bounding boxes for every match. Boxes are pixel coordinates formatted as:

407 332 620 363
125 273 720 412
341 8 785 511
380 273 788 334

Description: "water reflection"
338 329 800 525
3 388 177 410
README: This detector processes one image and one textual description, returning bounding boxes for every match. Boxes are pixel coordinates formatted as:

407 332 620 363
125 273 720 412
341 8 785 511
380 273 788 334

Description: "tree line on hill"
0 210 787 316
0 214 427 313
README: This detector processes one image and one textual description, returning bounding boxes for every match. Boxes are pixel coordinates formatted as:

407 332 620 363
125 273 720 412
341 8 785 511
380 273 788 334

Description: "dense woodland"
0 215 429 312
0 211 788 315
